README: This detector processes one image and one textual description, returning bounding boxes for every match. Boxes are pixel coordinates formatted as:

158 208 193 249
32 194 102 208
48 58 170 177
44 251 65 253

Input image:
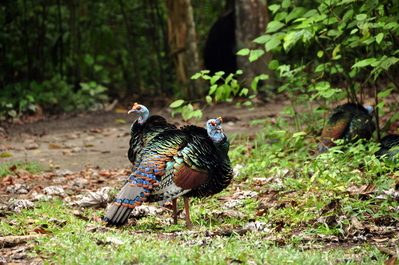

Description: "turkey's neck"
212 136 229 156
137 113 149 124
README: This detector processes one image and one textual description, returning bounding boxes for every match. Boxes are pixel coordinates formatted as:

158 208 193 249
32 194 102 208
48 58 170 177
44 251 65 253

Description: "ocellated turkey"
104 103 233 227
316 103 375 155
375 134 399 161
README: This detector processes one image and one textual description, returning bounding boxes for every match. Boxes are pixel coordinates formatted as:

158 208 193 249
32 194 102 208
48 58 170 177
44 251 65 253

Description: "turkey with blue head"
127 103 177 164
375 134 399 161
316 103 375 155
104 104 233 227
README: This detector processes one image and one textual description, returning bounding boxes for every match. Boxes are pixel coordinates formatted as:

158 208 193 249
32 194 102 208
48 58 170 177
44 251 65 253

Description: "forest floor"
0 100 291 172
0 99 397 264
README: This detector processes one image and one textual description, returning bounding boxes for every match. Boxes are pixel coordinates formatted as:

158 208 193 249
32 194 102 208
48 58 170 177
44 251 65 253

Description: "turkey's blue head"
207 117 225 142
364 105 374 117
128 103 149 124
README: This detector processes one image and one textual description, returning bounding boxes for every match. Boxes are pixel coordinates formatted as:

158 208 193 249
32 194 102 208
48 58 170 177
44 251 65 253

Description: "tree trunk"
165 0 203 99
235 0 272 91
66 0 82 87
117 0 141 95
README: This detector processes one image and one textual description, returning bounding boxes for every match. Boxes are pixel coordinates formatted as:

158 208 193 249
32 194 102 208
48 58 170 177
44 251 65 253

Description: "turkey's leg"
172 198 178 224
184 197 192 227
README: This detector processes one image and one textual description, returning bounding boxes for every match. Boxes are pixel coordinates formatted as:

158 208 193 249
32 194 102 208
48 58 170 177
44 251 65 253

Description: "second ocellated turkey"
104 103 233 227
316 103 375 155
375 134 399 161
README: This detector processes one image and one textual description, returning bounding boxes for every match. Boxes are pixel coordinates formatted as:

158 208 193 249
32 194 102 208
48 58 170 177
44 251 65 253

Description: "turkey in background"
316 103 376 155
104 103 233 227
375 134 399 162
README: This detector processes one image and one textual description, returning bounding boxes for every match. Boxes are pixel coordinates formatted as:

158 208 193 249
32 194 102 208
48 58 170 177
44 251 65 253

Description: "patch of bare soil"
0 101 289 172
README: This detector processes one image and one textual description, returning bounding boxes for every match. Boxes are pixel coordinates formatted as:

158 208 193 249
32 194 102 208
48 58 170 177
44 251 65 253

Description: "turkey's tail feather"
103 183 145 226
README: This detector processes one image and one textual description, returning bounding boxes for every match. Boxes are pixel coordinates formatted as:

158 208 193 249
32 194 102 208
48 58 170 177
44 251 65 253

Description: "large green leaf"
351 58 377 68
285 7 306 23
266 21 285 33
249 49 265 62
378 88 393 98
265 35 282 51
283 29 312 52
253 35 271 44
275 11 288 22
375 33 384 44
381 57 399 70
268 4 280 14
169 99 185 108
236 48 250 56
356 14 367 21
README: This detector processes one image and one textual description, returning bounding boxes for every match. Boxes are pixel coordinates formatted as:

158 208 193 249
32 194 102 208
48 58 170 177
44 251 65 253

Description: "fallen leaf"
48 144 62 149
17 168 32 177
351 216 364 230
65 133 79 139
378 246 397 256
256 210 266 216
347 184 377 196
226 257 244 264
85 136 95 142
1 152 13 158
73 210 89 221
89 128 102 133
372 237 389 242
115 108 127 113
3 175 13 183
319 199 340 215
0 235 48 247
33 228 53 234
272 224 282 232
115 119 126 124
25 143 39 149
106 237 124 245
384 256 397 265
99 170 111 177
92 214 102 223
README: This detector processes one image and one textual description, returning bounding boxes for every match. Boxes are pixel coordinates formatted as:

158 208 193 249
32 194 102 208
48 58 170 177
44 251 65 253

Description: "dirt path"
0 101 291 171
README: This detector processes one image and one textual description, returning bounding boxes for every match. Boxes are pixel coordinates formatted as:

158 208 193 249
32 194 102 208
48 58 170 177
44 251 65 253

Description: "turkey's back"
128 115 176 164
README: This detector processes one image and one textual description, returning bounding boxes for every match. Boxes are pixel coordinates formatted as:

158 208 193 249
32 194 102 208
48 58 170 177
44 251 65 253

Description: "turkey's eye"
210 121 216 126
135 106 142 110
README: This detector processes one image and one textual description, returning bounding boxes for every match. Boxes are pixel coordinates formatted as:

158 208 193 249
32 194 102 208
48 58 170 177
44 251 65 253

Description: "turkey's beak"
127 109 135 114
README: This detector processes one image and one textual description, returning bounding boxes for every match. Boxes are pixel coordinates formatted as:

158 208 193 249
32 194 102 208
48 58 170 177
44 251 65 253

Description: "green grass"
0 160 46 177
1 199 390 264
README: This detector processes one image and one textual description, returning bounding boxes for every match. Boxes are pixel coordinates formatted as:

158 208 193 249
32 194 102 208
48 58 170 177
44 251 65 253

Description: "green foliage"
169 70 257 121
241 0 399 112
0 1 230 118
0 76 109 119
